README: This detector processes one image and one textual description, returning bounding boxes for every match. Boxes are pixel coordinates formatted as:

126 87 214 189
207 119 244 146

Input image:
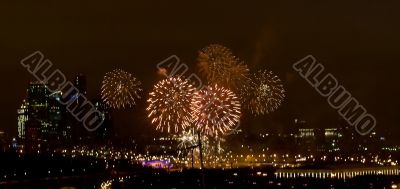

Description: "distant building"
0 131 7 152
17 100 29 139
17 73 116 149
297 128 315 138
92 98 113 142
69 74 91 142
74 74 87 96
17 82 65 150
324 128 342 152
25 119 40 153
294 119 317 154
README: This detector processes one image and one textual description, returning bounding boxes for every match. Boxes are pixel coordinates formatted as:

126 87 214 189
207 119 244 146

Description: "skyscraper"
17 82 65 147
69 74 89 142
74 74 87 96
17 100 29 139
26 83 50 140
92 98 113 142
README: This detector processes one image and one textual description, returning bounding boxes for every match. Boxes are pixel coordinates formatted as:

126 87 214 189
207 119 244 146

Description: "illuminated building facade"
17 82 65 147
141 160 172 169
17 100 29 139
323 128 343 152
18 75 111 147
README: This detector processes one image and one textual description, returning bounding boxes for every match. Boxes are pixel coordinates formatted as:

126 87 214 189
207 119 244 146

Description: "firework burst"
224 62 251 92
191 84 241 137
197 44 250 92
101 69 142 109
198 44 234 83
147 77 196 133
241 70 285 115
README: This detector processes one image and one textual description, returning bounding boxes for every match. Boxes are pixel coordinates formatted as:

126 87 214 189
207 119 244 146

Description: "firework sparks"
191 84 241 137
224 62 251 92
176 129 225 162
147 77 196 133
197 44 250 92
241 70 285 115
101 69 142 109
198 44 234 83
177 129 201 157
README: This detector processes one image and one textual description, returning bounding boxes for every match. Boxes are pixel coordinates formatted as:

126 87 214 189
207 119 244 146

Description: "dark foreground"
2 169 400 189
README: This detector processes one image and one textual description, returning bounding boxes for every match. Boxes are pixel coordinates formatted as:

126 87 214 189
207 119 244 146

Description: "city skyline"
7 70 391 140
0 1 399 188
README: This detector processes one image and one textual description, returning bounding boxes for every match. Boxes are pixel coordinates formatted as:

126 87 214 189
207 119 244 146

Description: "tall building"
28 83 62 140
27 83 49 119
17 82 65 148
48 91 64 139
18 75 107 148
69 74 90 142
92 98 113 142
74 74 87 96
17 100 29 139
26 83 50 140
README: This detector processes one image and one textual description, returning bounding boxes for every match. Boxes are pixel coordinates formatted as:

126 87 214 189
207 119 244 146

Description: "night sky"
1 1 399 140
